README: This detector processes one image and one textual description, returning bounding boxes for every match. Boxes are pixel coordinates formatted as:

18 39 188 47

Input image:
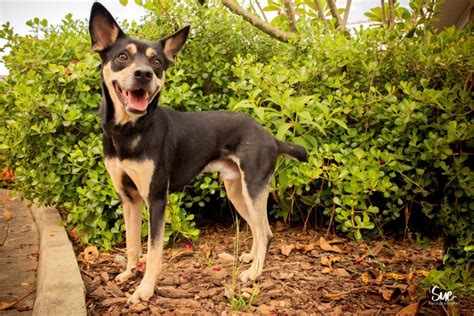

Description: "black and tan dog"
89 2 308 304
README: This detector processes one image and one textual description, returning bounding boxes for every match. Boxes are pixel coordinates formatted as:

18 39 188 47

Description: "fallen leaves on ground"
2 210 12 221
280 243 295 256
73 226 461 314
83 246 99 263
319 236 343 253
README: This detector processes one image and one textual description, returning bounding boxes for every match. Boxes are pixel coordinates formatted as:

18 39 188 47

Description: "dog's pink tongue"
127 90 148 111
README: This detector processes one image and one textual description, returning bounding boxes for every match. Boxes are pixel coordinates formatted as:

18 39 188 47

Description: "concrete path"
0 189 38 314
0 189 86 315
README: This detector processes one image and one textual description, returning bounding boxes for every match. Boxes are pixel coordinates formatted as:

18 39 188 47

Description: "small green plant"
226 215 259 311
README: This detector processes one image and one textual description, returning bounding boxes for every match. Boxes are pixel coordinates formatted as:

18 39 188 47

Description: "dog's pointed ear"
89 2 125 53
160 26 190 63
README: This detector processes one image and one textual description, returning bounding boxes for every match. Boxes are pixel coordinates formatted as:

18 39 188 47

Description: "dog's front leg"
116 198 143 283
128 194 167 304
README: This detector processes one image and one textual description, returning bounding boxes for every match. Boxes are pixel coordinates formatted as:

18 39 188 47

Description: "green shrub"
1 2 472 294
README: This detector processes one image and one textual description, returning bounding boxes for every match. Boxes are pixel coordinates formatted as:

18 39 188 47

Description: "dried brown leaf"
257 304 276 314
319 237 343 253
327 237 346 244
375 273 384 285
100 271 109 282
368 241 384 257
320 256 331 267
101 297 127 307
321 267 332 274
396 303 418 316
361 272 372 285
295 242 315 253
334 268 351 278
0 301 16 311
407 283 417 301
217 252 234 262
2 210 12 221
385 272 406 281
416 270 430 276
320 255 341 268
129 302 147 312
201 243 212 258
323 291 349 299
280 243 295 257
381 289 394 301
83 246 99 263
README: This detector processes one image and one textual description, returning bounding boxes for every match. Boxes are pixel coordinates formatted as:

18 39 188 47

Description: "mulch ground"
75 224 472 315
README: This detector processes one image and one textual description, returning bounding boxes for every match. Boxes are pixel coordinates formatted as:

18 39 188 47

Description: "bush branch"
221 0 295 43
284 0 298 33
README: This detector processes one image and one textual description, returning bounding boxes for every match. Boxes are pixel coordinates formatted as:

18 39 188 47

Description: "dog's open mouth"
113 82 151 114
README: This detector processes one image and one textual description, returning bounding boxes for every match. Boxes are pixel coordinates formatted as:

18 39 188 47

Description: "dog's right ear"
89 2 125 53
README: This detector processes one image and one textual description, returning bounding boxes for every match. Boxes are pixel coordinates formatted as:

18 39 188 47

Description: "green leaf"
330 118 348 130
276 122 293 140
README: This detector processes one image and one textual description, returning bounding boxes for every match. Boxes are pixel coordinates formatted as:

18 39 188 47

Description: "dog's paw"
115 269 134 283
239 252 254 263
127 283 154 305
239 268 260 283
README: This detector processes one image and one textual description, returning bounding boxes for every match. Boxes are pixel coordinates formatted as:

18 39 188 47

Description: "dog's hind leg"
238 184 273 283
224 178 258 263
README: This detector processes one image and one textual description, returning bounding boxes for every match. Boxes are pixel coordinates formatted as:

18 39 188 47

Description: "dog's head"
89 2 189 122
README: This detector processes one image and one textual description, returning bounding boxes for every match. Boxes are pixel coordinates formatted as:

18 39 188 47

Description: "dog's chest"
105 157 155 199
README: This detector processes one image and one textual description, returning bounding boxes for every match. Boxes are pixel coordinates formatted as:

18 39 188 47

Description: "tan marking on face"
120 159 155 200
102 62 138 125
146 47 157 58
126 43 137 55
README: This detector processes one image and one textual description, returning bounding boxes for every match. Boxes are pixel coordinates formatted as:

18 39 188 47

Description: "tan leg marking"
222 156 272 281
128 216 165 304
105 158 144 283
239 185 272 282
116 198 143 283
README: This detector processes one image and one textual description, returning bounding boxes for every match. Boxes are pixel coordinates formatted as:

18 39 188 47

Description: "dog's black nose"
134 68 153 82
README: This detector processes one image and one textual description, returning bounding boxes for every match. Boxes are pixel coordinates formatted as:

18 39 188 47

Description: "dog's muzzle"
113 81 160 114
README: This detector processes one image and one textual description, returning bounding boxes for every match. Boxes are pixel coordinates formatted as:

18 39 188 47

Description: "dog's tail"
276 140 308 162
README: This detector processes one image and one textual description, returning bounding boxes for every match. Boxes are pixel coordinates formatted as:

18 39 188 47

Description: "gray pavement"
0 189 38 314
0 189 86 315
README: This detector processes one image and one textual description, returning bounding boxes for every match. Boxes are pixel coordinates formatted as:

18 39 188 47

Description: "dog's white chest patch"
105 158 155 199
121 159 155 199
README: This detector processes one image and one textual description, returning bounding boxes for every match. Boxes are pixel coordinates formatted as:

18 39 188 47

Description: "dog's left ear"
89 2 126 53
160 26 190 63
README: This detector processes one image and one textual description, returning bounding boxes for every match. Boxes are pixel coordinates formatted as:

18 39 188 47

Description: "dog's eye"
116 53 128 62
152 58 161 67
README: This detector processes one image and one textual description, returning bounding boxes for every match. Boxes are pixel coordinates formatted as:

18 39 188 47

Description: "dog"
89 2 308 304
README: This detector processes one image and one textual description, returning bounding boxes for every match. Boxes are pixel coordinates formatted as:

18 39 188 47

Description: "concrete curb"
30 204 86 316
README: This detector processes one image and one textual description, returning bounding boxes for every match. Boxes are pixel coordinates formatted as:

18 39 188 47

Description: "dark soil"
75 224 472 315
